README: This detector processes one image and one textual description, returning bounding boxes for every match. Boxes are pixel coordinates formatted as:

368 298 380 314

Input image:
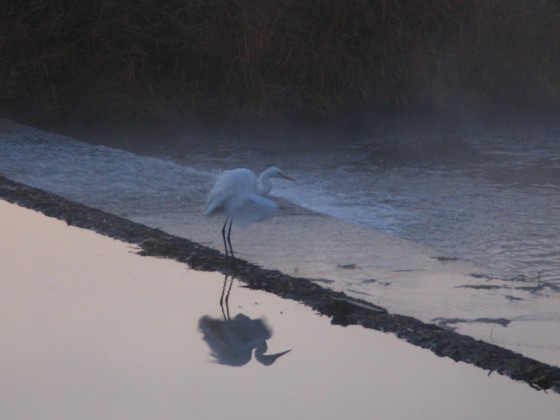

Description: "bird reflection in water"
198 274 291 366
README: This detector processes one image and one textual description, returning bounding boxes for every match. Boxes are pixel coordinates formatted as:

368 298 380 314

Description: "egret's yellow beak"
280 173 295 181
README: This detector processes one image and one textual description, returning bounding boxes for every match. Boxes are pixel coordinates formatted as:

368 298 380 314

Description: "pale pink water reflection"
0 201 558 419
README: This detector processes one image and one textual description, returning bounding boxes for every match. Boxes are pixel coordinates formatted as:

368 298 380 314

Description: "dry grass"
1 0 560 122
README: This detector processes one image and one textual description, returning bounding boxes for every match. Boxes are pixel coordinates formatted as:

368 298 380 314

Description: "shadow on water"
198 274 291 367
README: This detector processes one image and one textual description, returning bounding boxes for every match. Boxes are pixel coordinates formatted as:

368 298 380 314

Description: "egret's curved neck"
254 342 291 366
257 169 275 195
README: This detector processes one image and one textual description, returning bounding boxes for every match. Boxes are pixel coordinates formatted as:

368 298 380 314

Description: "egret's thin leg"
220 274 231 319
224 274 233 319
226 219 234 259
219 274 228 319
221 218 230 257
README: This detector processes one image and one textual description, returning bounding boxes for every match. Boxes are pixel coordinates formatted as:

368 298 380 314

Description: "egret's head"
267 166 295 181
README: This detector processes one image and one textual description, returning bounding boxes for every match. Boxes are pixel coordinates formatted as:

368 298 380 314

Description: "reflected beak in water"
256 349 292 366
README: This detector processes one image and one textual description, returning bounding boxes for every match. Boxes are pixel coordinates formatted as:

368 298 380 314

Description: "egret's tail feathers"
203 201 218 216
204 194 227 216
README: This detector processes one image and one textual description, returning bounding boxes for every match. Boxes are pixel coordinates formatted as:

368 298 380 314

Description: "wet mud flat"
1 174 559 394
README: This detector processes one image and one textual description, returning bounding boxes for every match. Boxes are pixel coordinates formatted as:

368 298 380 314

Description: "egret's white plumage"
204 167 294 257
204 168 276 226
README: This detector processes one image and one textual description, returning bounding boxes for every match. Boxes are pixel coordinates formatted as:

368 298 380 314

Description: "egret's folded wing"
230 193 278 227
204 169 257 216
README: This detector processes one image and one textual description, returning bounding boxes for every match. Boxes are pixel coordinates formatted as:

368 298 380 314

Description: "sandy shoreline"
2 200 560 419
1 174 560 396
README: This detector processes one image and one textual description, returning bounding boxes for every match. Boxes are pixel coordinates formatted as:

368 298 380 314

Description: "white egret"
204 167 294 257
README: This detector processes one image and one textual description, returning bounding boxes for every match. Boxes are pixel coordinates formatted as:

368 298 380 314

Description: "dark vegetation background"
2 0 560 125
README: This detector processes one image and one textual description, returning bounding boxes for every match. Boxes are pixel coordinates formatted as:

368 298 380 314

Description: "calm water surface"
1 116 560 365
